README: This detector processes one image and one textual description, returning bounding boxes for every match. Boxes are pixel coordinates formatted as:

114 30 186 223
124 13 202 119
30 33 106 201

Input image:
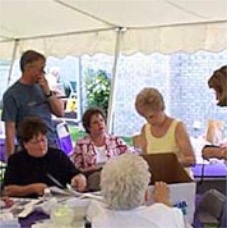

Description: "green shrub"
68 125 86 142
85 69 111 115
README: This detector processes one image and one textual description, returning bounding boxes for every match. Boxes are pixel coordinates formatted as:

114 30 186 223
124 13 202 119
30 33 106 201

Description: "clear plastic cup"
50 204 74 227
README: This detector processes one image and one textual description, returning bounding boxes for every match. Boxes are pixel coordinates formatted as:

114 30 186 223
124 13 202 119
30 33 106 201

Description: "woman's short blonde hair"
135 87 165 116
208 65 227 107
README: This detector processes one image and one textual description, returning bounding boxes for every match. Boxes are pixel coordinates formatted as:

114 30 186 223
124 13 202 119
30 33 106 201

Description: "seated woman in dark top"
2 116 87 198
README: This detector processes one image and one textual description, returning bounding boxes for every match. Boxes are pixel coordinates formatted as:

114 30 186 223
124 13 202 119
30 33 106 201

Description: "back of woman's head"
208 66 227 107
135 87 165 116
101 153 151 210
18 116 47 143
82 107 106 133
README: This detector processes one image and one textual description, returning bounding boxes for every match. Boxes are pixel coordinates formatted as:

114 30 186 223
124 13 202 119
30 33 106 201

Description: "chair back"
56 121 74 156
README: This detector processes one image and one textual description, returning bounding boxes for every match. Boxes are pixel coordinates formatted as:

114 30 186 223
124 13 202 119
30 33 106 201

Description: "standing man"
2 50 64 159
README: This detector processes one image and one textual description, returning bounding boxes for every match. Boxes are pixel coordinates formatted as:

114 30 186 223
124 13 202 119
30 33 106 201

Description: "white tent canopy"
1 0 227 59
1 0 227 131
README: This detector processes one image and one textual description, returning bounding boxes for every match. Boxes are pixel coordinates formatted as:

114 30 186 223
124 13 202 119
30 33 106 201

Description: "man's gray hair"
101 153 151 210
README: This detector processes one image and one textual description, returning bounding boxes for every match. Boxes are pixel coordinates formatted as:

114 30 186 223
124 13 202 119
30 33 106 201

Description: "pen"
46 173 65 188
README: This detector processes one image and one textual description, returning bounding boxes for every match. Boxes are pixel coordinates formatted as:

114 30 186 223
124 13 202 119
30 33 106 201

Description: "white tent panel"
0 42 16 60
0 0 111 41
121 22 227 54
63 0 227 27
205 23 227 50
0 0 227 58
0 29 117 60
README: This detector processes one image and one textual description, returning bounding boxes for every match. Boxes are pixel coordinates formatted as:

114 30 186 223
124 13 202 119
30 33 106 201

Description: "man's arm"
46 94 64 117
38 75 64 117
5 122 16 159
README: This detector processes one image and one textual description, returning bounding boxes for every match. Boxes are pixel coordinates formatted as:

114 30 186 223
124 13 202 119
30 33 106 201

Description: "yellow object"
65 98 77 112
144 120 179 154
143 120 192 177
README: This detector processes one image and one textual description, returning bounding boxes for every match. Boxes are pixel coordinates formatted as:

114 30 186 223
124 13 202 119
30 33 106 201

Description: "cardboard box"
141 153 196 224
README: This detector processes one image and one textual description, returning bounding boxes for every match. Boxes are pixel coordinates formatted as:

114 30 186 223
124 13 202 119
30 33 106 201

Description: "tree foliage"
85 69 111 115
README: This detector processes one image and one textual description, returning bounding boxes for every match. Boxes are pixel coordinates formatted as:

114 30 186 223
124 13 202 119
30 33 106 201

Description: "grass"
68 125 86 142
204 225 218 228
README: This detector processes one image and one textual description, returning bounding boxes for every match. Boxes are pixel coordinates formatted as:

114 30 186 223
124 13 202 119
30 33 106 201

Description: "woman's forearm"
3 185 34 197
202 146 227 160
180 155 196 167
3 183 47 197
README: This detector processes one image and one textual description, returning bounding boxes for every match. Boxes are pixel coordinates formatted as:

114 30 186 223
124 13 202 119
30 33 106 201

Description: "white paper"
0 212 14 221
49 186 82 197
49 186 103 201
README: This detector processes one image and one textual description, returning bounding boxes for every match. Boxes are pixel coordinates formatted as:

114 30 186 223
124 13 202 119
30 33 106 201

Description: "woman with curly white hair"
87 153 185 228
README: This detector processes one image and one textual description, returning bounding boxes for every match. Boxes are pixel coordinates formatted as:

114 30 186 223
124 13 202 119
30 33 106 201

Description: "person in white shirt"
87 153 186 228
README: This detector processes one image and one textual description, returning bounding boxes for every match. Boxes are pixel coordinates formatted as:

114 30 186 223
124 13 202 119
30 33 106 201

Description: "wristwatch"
45 91 53 98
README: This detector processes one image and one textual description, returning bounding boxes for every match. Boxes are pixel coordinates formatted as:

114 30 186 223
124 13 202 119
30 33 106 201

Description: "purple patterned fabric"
19 211 49 228
71 134 130 169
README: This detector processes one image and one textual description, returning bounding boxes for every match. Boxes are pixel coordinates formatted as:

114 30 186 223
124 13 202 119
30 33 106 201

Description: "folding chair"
56 121 74 156
198 189 226 228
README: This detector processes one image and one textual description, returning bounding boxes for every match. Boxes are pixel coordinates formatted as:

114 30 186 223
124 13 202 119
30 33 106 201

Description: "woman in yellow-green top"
135 87 196 168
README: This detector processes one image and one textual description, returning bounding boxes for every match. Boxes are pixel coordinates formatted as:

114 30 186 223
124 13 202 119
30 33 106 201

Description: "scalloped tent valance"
0 0 227 59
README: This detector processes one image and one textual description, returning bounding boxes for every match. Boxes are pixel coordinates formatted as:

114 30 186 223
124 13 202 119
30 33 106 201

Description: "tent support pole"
107 27 124 133
7 39 19 86
78 56 83 128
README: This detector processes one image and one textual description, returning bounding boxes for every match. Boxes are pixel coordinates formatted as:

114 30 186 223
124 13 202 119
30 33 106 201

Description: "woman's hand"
153 182 172 207
71 174 87 192
1 196 14 208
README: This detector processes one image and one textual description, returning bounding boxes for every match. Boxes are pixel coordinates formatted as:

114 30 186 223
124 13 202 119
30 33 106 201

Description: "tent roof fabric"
0 0 227 58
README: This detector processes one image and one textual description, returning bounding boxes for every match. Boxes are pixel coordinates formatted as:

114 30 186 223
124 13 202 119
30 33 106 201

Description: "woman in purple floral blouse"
71 107 131 173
